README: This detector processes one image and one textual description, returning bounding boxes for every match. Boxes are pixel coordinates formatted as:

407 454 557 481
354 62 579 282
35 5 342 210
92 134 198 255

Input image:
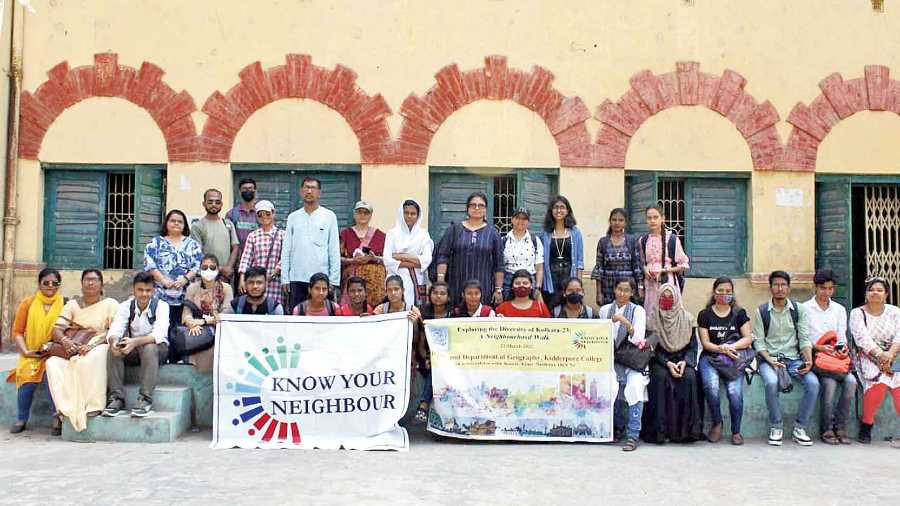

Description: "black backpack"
294 299 337 316
234 295 278 315
502 231 539 257
126 298 159 338
758 301 799 341
639 231 685 292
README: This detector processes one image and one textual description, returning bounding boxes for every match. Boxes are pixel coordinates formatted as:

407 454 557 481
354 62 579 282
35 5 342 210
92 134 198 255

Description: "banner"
424 318 615 442
212 312 413 450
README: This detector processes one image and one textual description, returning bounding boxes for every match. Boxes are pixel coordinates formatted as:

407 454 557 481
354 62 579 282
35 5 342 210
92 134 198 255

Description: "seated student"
103 272 170 418
496 269 550 317
553 277 598 319
225 266 285 315
292 273 340 316
338 276 373 316
173 254 233 371
372 275 423 321
414 281 452 424
452 279 495 317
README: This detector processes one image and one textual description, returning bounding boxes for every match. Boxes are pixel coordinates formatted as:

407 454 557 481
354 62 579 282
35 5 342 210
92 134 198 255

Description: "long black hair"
543 195 577 231
606 208 628 236
705 276 739 309
423 281 451 319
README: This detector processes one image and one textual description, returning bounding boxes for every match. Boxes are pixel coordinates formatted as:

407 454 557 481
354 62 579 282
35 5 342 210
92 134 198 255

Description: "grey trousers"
820 374 858 431
107 342 168 403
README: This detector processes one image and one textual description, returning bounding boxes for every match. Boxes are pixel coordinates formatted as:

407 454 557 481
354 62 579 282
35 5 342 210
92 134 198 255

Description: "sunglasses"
200 265 218 271
41 280 61 288
256 211 272 217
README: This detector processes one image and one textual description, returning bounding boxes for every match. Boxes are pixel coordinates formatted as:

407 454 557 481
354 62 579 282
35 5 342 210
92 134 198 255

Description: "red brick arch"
594 62 782 169
198 54 392 163
19 53 198 161
782 65 900 171
391 55 594 166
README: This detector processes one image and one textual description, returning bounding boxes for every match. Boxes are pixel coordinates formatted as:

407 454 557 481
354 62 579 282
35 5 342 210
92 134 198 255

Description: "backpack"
295 299 337 316
553 304 594 318
502 232 539 258
235 295 277 315
428 222 459 283
126 298 159 338
454 304 493 317
758 301 799 342
639 231 685 292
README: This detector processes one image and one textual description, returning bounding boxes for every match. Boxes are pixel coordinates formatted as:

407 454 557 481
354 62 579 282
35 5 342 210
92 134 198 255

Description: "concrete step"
125 364 213 428
62 385 192 443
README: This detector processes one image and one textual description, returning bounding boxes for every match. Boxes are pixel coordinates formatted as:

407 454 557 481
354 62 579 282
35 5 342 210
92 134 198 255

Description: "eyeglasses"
41 280 61 288
467 203 486 209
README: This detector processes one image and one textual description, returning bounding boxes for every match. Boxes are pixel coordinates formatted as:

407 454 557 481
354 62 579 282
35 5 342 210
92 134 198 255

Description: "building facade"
2 0 900 333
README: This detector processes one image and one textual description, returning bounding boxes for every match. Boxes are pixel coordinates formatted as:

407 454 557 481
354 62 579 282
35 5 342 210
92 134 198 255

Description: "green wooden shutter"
315 171 361 229
685 178 747 277
517 170 557 234
43 171 106 269
625 172 658 235
815 179 853 309
132 166 165 268
233 171 295 229
428 172 493 240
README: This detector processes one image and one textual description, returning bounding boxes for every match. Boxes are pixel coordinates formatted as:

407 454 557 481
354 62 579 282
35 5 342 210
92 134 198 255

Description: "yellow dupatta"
9 291 63 387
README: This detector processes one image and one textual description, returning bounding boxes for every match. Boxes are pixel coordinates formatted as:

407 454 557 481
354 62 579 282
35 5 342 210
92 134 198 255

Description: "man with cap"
500 207 544 299
281 176 341 309
237 199 286 306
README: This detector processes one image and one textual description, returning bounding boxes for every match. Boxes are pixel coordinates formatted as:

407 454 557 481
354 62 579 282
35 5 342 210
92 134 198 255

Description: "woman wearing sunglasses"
7 268 64 434
173 254 233 370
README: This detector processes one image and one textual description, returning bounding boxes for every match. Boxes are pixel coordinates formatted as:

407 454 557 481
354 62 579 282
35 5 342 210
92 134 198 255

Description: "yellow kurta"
45 297 119 432
6 293 63 388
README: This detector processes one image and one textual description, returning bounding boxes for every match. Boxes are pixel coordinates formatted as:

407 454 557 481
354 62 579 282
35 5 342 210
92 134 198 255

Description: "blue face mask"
715 294 734 305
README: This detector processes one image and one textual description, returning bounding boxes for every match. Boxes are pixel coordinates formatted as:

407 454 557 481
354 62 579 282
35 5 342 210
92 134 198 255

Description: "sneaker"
768 427 783 446
131 397 153 418
102 398 126 417
792 426 813 446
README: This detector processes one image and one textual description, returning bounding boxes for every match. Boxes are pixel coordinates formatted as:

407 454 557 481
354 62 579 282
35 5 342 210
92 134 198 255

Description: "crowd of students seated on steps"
7 179 899 450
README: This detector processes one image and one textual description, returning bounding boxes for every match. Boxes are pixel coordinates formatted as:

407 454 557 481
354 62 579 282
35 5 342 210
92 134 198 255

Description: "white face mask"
200 269 219 282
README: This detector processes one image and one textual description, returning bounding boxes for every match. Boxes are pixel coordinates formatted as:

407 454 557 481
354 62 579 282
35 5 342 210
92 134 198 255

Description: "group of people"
7 181 899 452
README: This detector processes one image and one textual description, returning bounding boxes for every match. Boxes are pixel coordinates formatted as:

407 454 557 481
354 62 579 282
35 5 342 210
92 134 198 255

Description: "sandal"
9 421 26 434
836 429 852 445
413 402 429 424
50 416 62 437
731 433 744 446
707 423 722 443
622 437 638 452
820 430 839 445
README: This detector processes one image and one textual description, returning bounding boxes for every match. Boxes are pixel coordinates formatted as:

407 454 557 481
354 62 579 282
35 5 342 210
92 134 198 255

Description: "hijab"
648 282 694 353
387 199 432 255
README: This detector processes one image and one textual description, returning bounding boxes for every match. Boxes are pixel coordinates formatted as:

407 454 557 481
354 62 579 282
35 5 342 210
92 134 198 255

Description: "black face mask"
565 292 584 305
240 191 256 202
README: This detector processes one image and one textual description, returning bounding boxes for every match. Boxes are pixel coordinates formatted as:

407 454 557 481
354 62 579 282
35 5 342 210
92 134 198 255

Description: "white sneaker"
768 427 783 446
792 426 813 446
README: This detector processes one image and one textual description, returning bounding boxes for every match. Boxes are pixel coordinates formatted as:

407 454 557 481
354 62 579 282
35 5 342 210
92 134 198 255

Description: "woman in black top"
553 277 599 319
696 276 752 445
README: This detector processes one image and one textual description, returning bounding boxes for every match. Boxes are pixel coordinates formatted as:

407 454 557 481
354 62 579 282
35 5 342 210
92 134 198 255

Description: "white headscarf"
388 199 430 253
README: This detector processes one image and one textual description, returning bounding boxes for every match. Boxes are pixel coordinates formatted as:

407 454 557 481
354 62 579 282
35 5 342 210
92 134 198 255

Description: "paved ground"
1 423 897 506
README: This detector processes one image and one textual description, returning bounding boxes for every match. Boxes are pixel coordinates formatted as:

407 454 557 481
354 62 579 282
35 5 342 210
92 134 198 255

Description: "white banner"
212 312 413 450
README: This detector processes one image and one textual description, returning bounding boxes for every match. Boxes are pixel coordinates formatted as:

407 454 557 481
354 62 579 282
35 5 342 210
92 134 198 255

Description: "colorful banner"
212 312 413 450
424 318 615 442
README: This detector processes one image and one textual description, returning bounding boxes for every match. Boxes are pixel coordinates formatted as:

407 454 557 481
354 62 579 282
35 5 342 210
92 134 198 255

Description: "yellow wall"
750 171 815 274
559 167 624 274
169 162 232 221
15 158 41 262
361 164 430 232
816 111 900 173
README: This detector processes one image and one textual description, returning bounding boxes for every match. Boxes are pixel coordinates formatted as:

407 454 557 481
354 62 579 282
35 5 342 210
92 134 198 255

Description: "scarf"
648 282 693 353
10 291 64 387
386 199 432 259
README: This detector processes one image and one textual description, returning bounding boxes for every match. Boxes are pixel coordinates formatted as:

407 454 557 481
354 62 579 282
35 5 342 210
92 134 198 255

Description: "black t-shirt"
697 307 750 345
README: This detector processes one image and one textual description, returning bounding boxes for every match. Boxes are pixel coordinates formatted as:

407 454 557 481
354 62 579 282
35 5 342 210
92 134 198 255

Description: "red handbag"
813 330 851 380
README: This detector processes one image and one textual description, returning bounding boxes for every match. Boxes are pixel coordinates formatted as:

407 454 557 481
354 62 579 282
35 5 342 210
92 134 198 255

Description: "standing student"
225 266 284 316
226 177 260 259
495 270 551 318
281 177 341 309
383 199 433 308
237 200 285 306
640 204 689 314
452 280 496 317
500 207 544 299
591 208 643 307
339 201 387 307
601 279 647 451
191 189 239 282
697 277 752 445
539 196 584 308
849 277 900 446
104 273 170 418
553 277 598 319
753 270 818 447
414 282 452 424
8 268 63 434
435 191 504 307
803 268 855 445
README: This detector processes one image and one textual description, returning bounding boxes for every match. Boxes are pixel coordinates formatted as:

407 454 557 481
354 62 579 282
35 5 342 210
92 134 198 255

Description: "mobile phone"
361 246 372 254
834 343 846 352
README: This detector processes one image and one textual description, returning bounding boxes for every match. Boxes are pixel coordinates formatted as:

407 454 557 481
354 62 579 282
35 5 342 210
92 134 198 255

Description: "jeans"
819 374 857 431
698 355 744 435
759 358 820 429
614 382 643 439
107 342 168 403
17 378 56 422
417 363 433 405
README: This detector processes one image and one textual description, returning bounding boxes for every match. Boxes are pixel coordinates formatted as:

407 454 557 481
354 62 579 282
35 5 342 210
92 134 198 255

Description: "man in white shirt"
103 272 170 418
801 268 856 445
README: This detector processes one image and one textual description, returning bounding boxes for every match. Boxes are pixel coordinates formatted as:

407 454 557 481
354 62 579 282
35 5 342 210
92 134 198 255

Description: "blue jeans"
17 379 56 423
759 358 820 429
417 363 433 405
698 355 744 434
614 382 643 439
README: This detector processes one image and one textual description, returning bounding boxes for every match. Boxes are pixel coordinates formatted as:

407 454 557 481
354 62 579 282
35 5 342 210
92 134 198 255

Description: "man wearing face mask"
191 189 240 282
752 270 818 447
226 178 261 266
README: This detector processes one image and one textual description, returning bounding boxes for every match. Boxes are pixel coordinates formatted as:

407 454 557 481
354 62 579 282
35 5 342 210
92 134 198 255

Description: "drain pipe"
1 2 25 351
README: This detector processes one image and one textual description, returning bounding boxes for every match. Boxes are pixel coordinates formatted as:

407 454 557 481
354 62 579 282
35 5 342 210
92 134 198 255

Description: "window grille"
493 175 517 234
864 185 900 303
657 179 686 244
104 173 135 269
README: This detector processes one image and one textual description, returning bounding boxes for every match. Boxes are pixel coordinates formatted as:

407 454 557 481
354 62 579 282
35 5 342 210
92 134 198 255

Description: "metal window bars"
865 185 900 304
104 172 135 269
493 175 517 234
657 179 686 244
